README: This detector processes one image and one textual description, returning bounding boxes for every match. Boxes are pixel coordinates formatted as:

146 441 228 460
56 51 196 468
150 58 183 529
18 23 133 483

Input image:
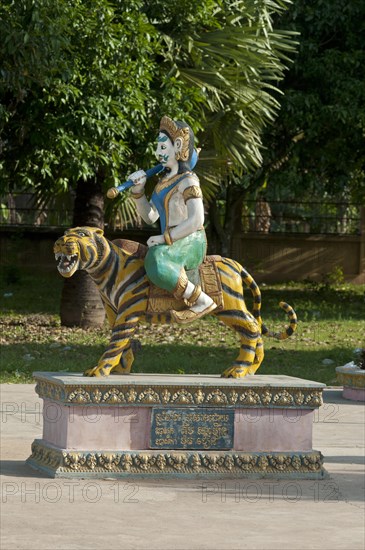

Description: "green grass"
1 270 364 384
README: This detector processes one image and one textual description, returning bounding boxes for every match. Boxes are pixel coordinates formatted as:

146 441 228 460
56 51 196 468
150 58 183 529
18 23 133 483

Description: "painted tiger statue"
54 227 297 378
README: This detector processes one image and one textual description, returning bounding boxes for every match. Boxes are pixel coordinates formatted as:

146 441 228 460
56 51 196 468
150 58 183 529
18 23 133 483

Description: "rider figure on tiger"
128 115 217 323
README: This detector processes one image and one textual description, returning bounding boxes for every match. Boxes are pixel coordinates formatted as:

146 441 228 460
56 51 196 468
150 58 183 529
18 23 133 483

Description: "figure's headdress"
159 116 190 162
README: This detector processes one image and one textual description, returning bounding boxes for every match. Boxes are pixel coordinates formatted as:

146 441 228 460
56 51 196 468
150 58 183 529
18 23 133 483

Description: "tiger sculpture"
54 227 297 378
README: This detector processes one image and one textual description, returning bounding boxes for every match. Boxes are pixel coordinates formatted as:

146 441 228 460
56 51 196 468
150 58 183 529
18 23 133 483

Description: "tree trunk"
60 177 106 328
206 185 244 258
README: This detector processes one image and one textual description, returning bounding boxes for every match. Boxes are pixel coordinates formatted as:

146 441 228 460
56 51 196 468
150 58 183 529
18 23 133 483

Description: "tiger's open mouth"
55 253 79 274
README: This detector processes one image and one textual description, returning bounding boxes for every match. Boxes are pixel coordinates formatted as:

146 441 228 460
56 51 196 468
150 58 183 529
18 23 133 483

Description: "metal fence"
0 193 73 228
0 193 363 235
242 199 362 235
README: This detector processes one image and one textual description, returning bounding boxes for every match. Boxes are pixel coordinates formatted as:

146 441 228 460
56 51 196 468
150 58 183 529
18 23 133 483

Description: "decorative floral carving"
120 454 133 471
291 456 302 470
206 389 227 405
257 455 269 470
261 390 272 405
201 454 223 470
224 455 234 470
155 454 167 470
97 453 120 470
166 453 188 470
294 391 305 405
138 388 160 404
68 388 91 404
269 454 292 470
273 390 294 406
126 388 138 403
194 389 205 404
133 453 152 470
305 392 323 407
191 453 201 470
103 388 125 404
91 389 102 403
160 389 171 404
35 377 324 410
240 389 260 405
235 455 257 471
28 441 325 477
63 452 86 470
228 390 239 405
172 389 194 405
302 453 322 471
86 453 97 470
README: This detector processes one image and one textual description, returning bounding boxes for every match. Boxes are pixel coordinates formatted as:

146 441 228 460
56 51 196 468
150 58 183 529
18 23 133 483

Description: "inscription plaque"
150 408 234 450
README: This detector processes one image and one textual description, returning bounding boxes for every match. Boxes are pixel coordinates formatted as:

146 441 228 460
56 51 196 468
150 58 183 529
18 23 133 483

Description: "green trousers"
144 230 207 293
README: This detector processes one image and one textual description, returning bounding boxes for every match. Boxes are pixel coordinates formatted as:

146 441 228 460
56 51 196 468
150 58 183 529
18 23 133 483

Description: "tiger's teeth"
67 255 72 260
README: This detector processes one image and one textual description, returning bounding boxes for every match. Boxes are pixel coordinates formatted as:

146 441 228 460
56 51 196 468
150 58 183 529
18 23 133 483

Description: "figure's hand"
147 235 165 247
128 170 147 193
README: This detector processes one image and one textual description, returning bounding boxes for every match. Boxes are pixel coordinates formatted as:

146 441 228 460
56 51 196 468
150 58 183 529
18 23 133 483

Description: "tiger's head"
54 227 107 277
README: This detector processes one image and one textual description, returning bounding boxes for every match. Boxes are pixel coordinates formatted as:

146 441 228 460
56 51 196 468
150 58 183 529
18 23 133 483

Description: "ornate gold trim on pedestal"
27 440 326 478
336 368 365 389
34 380 323 409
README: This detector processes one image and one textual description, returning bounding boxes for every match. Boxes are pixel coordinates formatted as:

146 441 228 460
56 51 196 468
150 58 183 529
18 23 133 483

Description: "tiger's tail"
240 267 263 325
262 301 298 340
239 267 297 340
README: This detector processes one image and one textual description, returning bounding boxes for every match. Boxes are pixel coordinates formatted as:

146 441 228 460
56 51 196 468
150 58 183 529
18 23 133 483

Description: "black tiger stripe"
217 309 256 322
221 258 241 276
104 257 121 295
221 282 243 300
114 267 146 303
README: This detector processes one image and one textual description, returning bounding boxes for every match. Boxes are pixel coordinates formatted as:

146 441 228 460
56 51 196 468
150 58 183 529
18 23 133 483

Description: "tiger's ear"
83 226 104 237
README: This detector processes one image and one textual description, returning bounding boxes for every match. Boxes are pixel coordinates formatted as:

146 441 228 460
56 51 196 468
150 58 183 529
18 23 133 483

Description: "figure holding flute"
108 116 216 323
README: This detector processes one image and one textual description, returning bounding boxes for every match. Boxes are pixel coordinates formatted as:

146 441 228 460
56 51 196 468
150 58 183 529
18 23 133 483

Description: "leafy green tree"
260 0 365 204
1 0 158 325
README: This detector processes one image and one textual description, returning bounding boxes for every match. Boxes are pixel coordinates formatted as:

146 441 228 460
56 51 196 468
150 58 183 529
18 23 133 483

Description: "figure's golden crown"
159 116 190 161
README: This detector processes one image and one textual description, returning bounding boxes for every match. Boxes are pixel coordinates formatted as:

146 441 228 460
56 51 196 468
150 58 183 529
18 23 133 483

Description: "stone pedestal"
27 372 327 479
336 363 365 401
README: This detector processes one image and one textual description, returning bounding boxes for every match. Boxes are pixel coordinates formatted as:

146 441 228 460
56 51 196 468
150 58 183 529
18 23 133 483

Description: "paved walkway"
0 384 364 550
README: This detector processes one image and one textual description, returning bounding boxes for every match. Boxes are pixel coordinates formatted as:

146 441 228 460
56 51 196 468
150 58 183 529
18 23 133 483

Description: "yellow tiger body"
54 227 297 378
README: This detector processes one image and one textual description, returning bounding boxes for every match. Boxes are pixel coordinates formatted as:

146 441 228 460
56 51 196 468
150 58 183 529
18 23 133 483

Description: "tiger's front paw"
221 365 250 378
83 365 110 377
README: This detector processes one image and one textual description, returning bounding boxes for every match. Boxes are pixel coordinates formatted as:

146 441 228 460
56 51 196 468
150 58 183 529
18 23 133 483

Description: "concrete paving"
0 384 364 550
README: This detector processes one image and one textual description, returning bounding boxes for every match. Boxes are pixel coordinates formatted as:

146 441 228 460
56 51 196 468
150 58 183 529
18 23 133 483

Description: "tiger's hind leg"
247 336 264 375
218 311 263 378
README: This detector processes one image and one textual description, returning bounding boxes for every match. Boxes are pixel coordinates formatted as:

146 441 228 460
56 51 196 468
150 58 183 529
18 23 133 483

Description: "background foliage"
0 0 296 220
260 0 365 204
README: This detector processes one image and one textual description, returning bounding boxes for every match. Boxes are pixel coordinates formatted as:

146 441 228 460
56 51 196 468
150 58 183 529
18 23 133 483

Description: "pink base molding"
343 387 365 402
